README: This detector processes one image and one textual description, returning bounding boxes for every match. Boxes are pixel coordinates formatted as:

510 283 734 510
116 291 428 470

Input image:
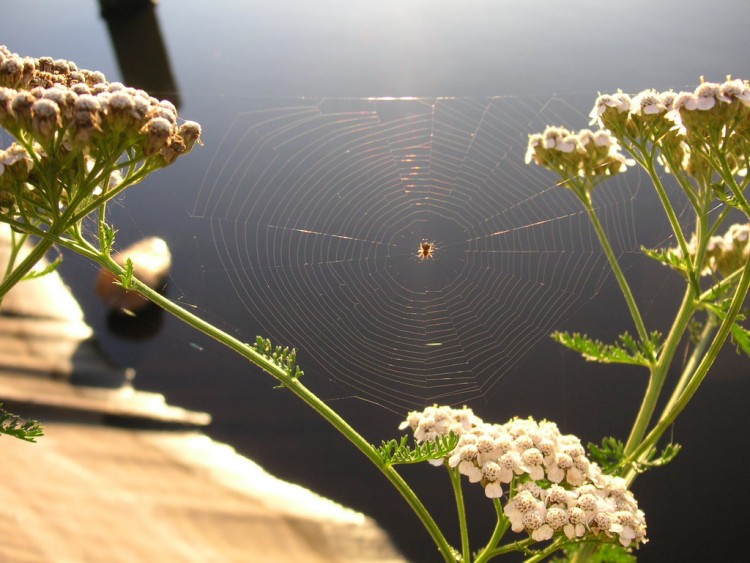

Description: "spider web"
191 95 641 411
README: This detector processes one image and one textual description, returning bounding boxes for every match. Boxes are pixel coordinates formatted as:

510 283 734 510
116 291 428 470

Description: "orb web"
192 95 640 410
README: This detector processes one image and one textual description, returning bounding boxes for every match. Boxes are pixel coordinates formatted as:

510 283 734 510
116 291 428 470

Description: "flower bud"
179 121 203 152
106 90 137 132
10 90 35 129
141 116 173 156
0 143 33 188
0 86 13 128
31 98 61 141
0 55 24 87
70 94 102 146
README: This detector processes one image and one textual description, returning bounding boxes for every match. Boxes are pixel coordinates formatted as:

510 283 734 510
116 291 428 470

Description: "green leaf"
730 321 750 357
589 436 680 476
254 336 304 380
700 277 735 304
99 221 117 255
552 331 660 366
641 244 689 274
376 432 459 465
22 254 62 280
119 257 134 289
588 436 626 474
704 302 750 357
711 181 742 208
633 442 681 473
0 403 44 442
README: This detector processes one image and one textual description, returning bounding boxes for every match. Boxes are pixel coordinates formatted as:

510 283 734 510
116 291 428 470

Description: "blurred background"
3 1 750 560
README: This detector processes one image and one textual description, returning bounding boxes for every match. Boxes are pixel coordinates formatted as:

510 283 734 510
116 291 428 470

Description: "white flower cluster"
400 405 647 548
0 45 201 165
591 78 750 129
530 78 750 185
504 477 645 547
590 78 750 179
525 126 634 181
671 223 750 278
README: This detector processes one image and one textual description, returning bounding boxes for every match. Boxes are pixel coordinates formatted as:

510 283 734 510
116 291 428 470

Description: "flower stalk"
4 44 750 560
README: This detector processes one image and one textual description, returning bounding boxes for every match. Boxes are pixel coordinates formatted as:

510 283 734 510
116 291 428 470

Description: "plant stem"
569 543 595 563
641 154 699 291
71 237 457 561
663 312 718 415
448 468 471 562
0 232 56 304
625 254 750 479
473 498 510 563
476 538 535 560
623 286 695 455
582 194 650 348
523 538 566 562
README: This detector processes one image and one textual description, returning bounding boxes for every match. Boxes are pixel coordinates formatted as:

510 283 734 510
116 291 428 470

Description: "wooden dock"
0 226 404 562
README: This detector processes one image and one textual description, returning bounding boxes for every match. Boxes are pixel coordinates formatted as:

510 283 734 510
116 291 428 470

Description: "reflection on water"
4 1 750 561
99 0 181 106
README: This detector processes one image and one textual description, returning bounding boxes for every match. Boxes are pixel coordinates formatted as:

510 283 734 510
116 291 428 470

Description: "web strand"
192 95 641 410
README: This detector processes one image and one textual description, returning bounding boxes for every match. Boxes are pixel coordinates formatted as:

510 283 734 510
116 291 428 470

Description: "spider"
417 241 435 260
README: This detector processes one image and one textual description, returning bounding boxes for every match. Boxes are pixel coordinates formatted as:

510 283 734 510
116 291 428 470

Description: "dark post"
99 0 182 108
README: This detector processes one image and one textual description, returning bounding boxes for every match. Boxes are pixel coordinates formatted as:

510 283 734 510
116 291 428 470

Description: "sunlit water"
4 1 750 560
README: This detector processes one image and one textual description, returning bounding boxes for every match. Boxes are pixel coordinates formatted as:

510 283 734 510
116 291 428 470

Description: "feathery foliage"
551 331 661 366
376 432 459 465
254 336 304 380
0 404 44 442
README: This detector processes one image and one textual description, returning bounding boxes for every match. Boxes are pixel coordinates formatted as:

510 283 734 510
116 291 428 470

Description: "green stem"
0 232 56 304
662 312 719 416
708 141 750 217
581 194 650 347
69 162 158 225
641 154 699 291
624 174 716 457
625 254 750 478
448 468 470 562
624 286 696 455
70 237 456 561
476 538 534 560
522 538 566 563
473 498 510 563
569 543 595 563
2 229 26 279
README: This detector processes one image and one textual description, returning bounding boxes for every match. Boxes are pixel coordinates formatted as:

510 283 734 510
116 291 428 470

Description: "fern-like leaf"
712 182 742 209
632 442 682 474
0 404 44 442
704 302 750 357
22 255 62 280
730 321 750 357
376 432 459 465
99 221 117 255
589 436 681 476
254 336 304 379
119 257 134 289
588 436 626 474
641 245 688 275
552 331 660 366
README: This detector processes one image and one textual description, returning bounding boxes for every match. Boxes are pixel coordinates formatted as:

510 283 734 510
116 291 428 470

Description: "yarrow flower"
400 405 648 549
0 45 201 163
525 126 634 182
588 77 750 180
0 44 202 225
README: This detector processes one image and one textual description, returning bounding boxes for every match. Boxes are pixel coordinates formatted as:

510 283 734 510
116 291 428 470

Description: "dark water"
4 1 750 561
